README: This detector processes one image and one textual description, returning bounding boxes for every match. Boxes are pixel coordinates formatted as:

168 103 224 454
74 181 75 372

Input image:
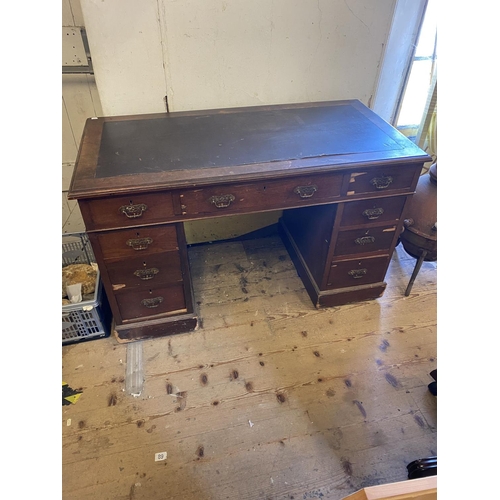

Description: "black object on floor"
407 371 437 479
428 369 437 396
407 456 437 479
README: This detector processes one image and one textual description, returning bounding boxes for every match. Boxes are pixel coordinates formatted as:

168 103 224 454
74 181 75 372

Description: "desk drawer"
80 191 175 230
334 225 397 257
115 283 187 321
345 165 417 197
340 196 407 227
106 250 183 291
93 225 179 261
327 256 389 289
176 173 342 216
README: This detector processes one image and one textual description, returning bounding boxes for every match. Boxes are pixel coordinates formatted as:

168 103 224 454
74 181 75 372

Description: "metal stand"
405 249 428 297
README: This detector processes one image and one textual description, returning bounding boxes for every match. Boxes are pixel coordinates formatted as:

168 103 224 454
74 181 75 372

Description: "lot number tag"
155 452 167 462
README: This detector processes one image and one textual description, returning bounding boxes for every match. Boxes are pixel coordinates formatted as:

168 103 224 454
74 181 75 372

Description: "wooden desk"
68 100 430 342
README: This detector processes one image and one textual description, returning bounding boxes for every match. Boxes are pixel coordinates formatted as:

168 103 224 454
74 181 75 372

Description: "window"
396 0 437 140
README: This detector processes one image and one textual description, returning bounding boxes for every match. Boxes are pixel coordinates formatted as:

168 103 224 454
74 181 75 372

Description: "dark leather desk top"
69 99 430 199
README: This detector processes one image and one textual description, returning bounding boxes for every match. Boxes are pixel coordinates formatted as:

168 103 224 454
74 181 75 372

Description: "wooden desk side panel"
87 231 125 325
281 203 338 285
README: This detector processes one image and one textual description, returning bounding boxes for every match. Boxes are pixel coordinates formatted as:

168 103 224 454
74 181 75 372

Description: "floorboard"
62 236 437 500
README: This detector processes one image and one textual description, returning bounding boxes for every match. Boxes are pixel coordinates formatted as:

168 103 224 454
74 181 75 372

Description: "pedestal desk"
68 100 431 342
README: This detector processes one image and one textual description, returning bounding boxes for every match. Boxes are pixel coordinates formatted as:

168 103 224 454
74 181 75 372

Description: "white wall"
81 0 397 115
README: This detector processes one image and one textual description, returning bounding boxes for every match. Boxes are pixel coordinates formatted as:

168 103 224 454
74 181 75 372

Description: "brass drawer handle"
362 207 384 220
141 296 164 308
119 203 148 218
209 194 235 208
355 236 375 245
348 269 367 279
126 237 153 250
134 268 159 280
370 176 393 189
294 185 318 198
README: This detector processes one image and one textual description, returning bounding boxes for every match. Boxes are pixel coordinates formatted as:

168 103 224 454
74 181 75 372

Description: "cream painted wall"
62 0 84 26
76 0 401 243
81 0 396 115
162 0 396 112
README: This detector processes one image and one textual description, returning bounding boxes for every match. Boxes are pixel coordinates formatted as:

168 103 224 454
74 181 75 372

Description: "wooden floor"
62 235 437 500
